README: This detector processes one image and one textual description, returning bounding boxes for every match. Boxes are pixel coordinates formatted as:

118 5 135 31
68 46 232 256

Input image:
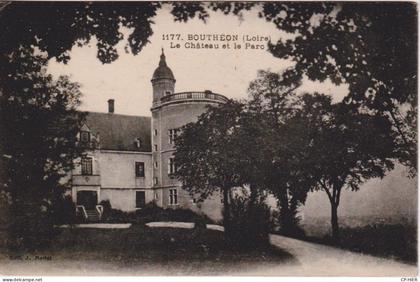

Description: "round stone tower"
150 50 228 209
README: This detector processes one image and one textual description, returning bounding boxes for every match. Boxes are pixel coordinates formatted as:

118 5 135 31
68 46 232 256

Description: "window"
153 177 158 185
169 189 178 205
154 144 158 151
165 91 172 96
168 128 180 144
136 191 146 208
81 157 92 175
154 129 158 136
135 162 145 177
80 131 90 143
169 129 175 144
134 138 142 149
154 162 158 168
168 157 176 174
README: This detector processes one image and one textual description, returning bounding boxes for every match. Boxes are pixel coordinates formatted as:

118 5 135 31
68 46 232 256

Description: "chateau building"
69 50 228 220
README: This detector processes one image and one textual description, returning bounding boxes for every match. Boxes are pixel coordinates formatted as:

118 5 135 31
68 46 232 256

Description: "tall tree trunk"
330 202 340 242
249 184 258 240
249 184 257 210
222 186 231 239
278 188 291 233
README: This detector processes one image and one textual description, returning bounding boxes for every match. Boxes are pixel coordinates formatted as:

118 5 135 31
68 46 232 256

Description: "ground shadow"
0 224 297 275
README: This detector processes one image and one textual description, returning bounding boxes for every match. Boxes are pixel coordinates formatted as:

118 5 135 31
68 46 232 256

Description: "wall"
99 150 152 189
97 150 153 211
101 188 154 211
71 149 154 211
71 150 101 203
72 150 101 176
152 79 175 102
160 185 192 208
155 186 223 222
153 101 218 188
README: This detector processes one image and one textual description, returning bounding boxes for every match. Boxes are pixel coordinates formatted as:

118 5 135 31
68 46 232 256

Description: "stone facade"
70 51 227 220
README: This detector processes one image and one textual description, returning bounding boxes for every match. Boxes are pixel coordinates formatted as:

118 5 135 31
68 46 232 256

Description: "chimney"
108 99 114 113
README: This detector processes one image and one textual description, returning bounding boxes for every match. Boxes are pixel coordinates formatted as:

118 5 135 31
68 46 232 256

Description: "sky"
47 4 348 117
46 4 416 220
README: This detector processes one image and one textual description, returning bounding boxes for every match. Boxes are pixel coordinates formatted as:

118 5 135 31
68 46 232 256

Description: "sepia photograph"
0 1 417 279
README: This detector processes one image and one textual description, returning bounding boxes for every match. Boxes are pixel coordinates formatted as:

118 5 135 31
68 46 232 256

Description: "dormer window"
134 138 142 149
80 131 90 143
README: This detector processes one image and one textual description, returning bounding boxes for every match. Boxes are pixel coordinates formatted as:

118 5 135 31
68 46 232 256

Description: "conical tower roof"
151 49 175 82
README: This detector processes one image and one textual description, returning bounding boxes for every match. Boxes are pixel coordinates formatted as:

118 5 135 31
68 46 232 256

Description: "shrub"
9 194 76 251
224 194 272 250
133 201 164 223
272 208 306 239
8 200 60 252
338 223 417 263
135 203 214 225
98 200 132 223
98 200 213 225
99 199 112 213
52 195 77 225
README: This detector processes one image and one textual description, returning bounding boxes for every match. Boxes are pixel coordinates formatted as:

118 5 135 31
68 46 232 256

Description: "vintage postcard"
0 1 417 279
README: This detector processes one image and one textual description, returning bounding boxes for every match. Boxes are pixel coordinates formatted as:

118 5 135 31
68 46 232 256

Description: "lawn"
0 224 295 275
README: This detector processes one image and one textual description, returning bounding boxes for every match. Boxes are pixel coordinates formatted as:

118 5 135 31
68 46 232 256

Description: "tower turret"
150 50 227 211
151 49 175 103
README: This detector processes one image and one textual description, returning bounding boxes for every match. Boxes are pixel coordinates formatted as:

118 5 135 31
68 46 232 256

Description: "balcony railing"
160 91 229 104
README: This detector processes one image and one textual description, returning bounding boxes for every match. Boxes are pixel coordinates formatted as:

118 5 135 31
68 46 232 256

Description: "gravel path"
144 221 417 276
266 234 417 276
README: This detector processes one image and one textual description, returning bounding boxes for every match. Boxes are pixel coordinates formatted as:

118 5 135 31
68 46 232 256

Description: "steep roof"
151 49 175 82
84 112 151 152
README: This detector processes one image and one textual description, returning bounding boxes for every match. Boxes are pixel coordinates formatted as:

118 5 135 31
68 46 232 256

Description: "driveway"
266 234 417 276
142 222 417 276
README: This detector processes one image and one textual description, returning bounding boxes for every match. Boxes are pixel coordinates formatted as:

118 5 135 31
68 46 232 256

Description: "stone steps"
85 209 100 222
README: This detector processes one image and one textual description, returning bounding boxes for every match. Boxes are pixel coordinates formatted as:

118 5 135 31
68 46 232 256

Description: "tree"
0 2 210 64
0 2 211 250
174 101 244 242
247 70 310 235
0 49 85 250
210 2 417 175
292 93 396 240
174 100 274 248
262 2 417 175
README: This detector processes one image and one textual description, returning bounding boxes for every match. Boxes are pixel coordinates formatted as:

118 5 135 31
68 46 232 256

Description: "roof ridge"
84 111 151 119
